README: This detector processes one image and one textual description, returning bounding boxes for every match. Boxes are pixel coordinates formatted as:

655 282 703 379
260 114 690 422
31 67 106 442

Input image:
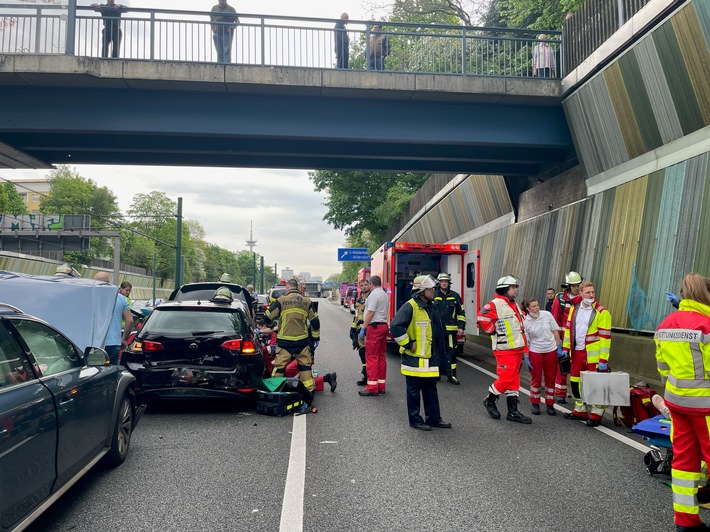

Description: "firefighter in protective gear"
219 272 233 283
212 286 233 303
550 270 584 404
655 273 710 532
477 275 532 424
264 278 320 392
561 281 611 427
434 272 466 385
390 275 452 430
350 278 371 385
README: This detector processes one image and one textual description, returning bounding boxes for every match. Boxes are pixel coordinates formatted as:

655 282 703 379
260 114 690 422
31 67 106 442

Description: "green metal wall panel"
618 52 663 151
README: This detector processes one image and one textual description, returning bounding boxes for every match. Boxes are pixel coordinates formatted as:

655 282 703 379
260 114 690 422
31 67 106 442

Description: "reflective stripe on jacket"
655 299 710 412
390 298 439 378
478 295 526 354
562 301 611 365
265 288 320 347
351 289 370 330
434 287 466 332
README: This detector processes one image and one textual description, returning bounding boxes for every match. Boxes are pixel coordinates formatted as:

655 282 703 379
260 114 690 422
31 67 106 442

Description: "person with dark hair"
390 275 451 431
264 278 320 393
91 0 127 58
478 275 532 424
522 298 560 416
368 24 389 71
105 279 133 365
655 273 710 532
358 275 389 396
551 271 584 404
350 277 371 385
545 288 555 312
334 12 349 69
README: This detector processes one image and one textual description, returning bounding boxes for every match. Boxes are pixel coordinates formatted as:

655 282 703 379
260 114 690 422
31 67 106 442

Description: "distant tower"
246 221 257 253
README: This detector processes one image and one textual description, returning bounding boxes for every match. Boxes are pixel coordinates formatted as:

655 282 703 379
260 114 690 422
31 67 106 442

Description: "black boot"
546 404 557 416
483 392 501 419
324 372 337 392
356 374 366 386
530 403 540 415
506 396 532 424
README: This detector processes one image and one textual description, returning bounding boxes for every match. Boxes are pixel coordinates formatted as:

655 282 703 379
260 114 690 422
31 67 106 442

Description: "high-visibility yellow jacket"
351 289 370 330
655 299 710 413
264 288 319 349
390 297 439 378
562 301 611 365
434 287 466 333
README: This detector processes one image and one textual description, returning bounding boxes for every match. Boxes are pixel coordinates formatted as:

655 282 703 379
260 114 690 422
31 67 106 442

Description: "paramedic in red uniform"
551 271 584 403
655 273 710 532
478 275 532 424
358 275 389 396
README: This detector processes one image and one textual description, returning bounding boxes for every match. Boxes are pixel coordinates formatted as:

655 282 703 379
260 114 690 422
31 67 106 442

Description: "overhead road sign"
337 248 370 262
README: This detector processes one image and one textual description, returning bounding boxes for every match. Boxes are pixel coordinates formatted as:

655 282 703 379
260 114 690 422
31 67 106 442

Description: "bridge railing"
0 4 561 79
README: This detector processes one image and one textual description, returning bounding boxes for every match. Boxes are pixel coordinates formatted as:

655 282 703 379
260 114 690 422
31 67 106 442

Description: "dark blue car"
0 303 144 531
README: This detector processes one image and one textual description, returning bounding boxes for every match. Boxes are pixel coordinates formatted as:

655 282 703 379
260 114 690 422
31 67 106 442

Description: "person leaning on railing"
91 0 126 59
368 24 389 71
532 33 556 78
211 0 239 64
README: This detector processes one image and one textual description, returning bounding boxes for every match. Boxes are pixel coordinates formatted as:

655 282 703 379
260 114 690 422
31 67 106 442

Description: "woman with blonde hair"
655 273 710 532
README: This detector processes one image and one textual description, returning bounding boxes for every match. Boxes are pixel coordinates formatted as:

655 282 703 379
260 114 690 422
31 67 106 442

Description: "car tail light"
221 339 258 355
143 340 164 352
236 387 256 393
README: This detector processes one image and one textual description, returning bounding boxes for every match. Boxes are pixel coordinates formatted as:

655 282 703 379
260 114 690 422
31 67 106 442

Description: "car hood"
0 270 117 351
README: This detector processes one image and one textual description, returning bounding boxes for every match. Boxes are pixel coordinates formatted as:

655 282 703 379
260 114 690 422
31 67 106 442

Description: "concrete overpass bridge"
0 4 571 175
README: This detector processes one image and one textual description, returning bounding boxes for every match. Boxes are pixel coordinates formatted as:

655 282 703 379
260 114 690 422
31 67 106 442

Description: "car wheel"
104 394 134 467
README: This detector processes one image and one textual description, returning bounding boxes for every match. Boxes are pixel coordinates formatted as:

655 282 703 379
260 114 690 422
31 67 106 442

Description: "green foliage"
309 170 428 244
499 0 583 31
0 182 28 214
39 166 121 264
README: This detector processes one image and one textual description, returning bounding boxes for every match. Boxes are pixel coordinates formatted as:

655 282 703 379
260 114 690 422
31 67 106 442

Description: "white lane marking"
279 414 307 532
458 357 652 453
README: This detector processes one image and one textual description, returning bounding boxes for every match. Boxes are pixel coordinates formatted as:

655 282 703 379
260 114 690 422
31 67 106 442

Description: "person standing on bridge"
478 275 532 424
532 34 556 78
211 0 239 64
358 275 389 396
368 24 389 71
655 273 710 532
434 272 466 385
334 13 349 69
263 278 320 392
561 281 612 427
91 0 127 59
390 275 451 431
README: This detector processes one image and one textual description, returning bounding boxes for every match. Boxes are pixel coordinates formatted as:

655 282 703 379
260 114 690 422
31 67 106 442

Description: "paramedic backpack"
613 382 660 429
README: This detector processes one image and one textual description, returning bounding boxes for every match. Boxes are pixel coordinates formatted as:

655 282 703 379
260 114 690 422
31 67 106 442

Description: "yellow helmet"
212 286 233 303
219 273 232 283
55 264 74 276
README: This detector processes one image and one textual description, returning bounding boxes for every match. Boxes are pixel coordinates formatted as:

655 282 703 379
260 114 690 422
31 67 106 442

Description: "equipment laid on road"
580 370 630 406
256 389 304 416
613 383 660 429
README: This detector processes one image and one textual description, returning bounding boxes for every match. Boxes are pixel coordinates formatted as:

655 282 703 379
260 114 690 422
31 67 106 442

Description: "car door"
0 322 57 532
9 318 116 488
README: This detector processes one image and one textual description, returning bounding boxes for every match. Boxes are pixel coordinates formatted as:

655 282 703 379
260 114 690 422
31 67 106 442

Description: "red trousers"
669 407 710 528
285 359 324 392
529 349 557 405
491 351 523 395
365 323 388 393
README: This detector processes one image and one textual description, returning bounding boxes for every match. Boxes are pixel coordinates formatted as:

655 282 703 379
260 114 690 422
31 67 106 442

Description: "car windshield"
270 289 287 298
258 295 269 304
142 308 246 335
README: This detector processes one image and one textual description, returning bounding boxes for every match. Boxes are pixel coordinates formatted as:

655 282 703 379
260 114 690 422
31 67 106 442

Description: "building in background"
7 179 50 214
281 267 294 280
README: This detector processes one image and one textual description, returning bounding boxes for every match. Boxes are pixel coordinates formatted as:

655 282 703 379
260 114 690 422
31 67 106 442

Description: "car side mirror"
85 347 110 366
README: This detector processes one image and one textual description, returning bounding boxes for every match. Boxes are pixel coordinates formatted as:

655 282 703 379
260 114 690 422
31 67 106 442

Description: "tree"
0 182 28 214
497 0 583 31
309 170 428 245
39 166 121 264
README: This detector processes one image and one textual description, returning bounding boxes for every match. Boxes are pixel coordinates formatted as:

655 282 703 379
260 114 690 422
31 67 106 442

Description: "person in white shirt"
358 275 390 396
522 298 561 416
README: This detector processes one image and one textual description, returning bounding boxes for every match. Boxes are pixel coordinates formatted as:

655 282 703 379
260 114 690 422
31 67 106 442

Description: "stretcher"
631 414 672 475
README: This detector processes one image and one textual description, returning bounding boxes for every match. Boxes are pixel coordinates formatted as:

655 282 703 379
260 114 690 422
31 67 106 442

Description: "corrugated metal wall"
564 0 710 177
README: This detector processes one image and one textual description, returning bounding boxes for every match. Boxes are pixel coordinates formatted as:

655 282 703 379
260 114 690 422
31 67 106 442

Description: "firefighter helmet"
437 272 451 282
496 275 519 289
219 273 232 283
212 286 233 303
412 274 437 295
564 271 583 285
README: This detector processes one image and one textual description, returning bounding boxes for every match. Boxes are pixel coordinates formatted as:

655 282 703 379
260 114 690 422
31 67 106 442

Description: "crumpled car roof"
0 270 118 351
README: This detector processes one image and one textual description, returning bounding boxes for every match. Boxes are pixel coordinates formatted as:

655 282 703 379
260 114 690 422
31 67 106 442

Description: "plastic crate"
256 390 303 416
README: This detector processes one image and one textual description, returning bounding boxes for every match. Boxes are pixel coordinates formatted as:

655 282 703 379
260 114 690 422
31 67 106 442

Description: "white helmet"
212 286 233 303
412 274 437 295
437 272 451 282
55 264 74 276
564 271 583 285
219 273 232 283
496 275 519 289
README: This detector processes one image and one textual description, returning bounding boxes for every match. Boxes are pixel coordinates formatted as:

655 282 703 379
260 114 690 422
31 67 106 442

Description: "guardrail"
0 3 561 79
